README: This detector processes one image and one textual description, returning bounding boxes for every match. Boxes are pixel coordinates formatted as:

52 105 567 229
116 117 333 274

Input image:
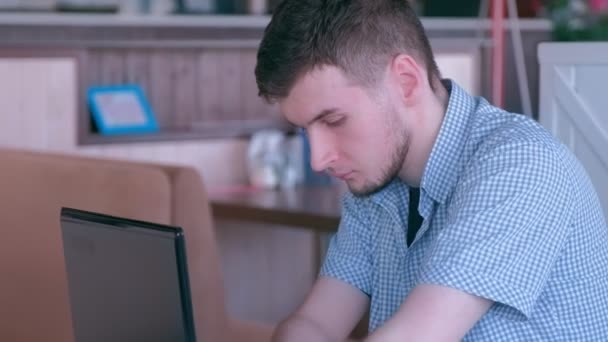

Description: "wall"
0 57 249 185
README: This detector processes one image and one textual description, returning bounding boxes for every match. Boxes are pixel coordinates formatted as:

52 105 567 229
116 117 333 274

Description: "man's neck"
399 80 449 187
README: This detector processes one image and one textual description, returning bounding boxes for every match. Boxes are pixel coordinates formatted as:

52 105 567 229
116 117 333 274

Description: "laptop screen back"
60 208 195 342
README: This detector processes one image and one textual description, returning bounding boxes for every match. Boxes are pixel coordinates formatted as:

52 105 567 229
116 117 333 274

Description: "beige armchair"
0 148 273 342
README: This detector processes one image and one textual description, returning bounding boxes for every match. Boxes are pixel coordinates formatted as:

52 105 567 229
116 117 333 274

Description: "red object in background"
490 0 541 109
590 0 608 13
490 0 543 18
492 0 505 108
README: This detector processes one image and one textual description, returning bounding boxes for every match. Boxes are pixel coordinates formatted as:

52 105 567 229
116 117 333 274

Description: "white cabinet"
538 42 608 219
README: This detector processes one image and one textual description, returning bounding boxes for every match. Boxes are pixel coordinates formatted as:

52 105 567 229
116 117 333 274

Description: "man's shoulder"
453 109 580 206
467 109 567 171
471 107 556 149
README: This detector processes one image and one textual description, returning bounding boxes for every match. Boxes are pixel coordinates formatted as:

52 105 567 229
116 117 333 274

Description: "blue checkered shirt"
320 80 608 340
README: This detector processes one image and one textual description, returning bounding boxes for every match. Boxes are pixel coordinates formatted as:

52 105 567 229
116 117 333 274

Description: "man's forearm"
272 314 337 342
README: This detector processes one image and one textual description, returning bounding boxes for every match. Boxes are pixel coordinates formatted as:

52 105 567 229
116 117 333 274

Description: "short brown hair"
255 0 441 103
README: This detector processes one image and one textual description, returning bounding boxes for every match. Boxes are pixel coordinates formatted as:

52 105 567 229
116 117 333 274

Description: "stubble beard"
350 123 410 197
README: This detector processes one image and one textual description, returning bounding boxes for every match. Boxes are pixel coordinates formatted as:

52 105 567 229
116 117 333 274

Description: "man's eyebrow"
306 108 340 126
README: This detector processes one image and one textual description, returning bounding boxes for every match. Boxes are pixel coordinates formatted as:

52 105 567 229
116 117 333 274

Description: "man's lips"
331 171 354 180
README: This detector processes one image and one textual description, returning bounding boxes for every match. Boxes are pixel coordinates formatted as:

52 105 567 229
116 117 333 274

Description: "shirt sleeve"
320 193 373 296
418 141 574 320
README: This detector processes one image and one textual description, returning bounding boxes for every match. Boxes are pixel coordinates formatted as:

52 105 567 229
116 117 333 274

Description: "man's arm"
365 284 492 342
272 276 369 342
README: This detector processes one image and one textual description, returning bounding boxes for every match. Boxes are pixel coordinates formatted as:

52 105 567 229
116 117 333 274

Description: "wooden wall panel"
97 49 125 85
124 49 151 97
44 59 78 151
198 49 223 124
0 59 23 148
0 58 76 151
148 51 176 129
172 52 198 130
0 54 254 183
0 45 283 141
83 46 280 134
241 50 264 119
219 50 243 121
83 47 282 135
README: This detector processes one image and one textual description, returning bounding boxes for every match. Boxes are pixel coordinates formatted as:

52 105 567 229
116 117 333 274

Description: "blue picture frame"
87 85 159 135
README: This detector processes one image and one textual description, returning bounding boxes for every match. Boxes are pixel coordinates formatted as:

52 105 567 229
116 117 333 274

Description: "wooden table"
209 184 345 271
209 185 369 336
208 185 344 233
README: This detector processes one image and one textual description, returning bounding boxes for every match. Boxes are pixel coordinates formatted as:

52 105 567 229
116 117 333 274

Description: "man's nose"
308 130 337 173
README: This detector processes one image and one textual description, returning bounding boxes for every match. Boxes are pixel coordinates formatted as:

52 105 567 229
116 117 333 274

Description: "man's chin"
348 180 390 198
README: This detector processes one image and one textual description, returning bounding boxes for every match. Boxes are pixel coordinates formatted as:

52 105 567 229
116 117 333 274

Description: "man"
255 0 608 341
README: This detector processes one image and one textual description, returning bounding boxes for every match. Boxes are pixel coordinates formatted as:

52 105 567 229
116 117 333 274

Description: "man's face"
280 66 410 196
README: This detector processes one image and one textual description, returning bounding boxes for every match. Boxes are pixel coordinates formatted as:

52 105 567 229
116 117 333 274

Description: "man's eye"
325 117 346 127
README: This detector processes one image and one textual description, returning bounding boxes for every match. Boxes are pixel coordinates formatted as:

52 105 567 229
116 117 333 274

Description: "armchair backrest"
0 148 227 341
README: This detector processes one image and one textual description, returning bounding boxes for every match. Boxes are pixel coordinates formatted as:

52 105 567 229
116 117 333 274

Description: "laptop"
60 207 196 342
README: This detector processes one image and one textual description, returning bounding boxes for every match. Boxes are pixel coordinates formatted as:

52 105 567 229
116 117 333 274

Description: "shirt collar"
362 80 477 209
420 80 477 204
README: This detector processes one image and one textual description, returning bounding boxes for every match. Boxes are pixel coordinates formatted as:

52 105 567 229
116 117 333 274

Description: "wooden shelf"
81 130 242 145
0 13 272 28
81 120 293 145
0 12 551 31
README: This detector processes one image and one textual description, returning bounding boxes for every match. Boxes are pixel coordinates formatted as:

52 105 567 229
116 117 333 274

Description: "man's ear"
389 54 423 105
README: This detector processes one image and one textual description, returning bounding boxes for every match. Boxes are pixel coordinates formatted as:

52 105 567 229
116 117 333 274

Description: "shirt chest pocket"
371 215 409 286
369 216 419 320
